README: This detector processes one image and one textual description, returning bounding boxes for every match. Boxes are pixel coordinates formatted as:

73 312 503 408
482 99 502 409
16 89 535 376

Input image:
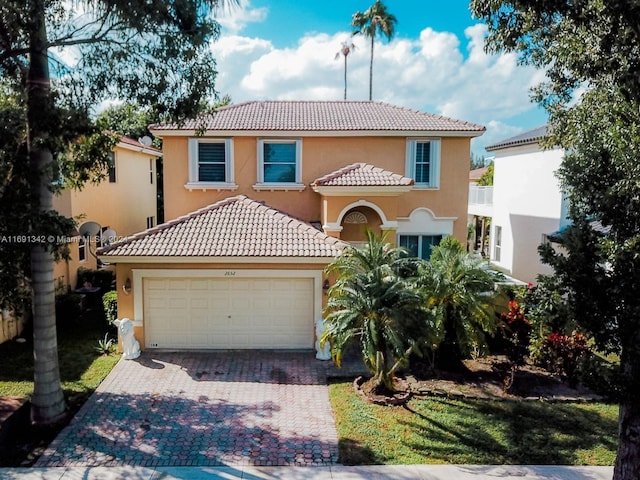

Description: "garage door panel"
168 279 189 290
189 280 210 291
144 276 314 349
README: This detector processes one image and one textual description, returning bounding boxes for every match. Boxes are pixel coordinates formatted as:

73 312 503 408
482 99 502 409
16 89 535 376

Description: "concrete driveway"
35 351 356 468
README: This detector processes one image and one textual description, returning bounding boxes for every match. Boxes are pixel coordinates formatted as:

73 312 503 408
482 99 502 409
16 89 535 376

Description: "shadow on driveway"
36 351 345 468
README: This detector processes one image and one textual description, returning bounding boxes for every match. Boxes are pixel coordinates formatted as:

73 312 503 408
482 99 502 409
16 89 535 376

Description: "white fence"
469 185 494 205
0 310 26 344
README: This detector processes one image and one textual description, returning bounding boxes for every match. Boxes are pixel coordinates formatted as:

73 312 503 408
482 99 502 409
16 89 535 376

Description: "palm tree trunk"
436 308 466 372
344 54 348 100
27 0 67 426
369 35 374 101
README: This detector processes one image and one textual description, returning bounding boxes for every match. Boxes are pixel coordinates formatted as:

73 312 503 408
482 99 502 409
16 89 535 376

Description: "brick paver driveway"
36 351 353 468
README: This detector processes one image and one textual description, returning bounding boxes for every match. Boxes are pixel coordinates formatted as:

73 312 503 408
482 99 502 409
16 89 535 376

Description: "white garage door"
143 276 315 349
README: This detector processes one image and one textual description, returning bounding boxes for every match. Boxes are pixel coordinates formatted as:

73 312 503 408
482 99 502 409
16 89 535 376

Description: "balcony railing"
469 185 493 206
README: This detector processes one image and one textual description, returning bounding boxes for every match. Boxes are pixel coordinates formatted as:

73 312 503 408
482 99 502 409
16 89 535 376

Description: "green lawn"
329 381 618 466
0 314 120 402
0 313 120 466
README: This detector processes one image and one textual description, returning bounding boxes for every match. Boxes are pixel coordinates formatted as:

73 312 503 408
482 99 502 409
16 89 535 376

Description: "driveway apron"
35 351 342 467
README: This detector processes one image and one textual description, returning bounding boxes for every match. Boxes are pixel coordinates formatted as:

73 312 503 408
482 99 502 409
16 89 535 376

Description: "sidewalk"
0 465 614 479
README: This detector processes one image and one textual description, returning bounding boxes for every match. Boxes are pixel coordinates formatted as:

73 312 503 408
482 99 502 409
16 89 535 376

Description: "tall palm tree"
322 230 431 393
351 0 397 101
12 0 238 426
335 41 356 100
417 236 500 370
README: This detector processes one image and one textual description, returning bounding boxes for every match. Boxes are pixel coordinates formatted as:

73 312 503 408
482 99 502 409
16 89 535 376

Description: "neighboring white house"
485 125 568 284
468 165 493 255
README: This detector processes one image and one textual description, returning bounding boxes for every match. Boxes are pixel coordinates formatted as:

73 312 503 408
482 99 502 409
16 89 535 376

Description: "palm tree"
416 236 500 371
322 230 431 393
335 41 356 100
351 0 397 101
13 0 239 426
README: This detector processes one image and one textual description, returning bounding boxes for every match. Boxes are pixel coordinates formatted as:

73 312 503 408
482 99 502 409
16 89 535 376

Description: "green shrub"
578 352 622 400
55 293 83 325
102 290 118 325
95 333 115 355
537 332 591 386
76 267 115 291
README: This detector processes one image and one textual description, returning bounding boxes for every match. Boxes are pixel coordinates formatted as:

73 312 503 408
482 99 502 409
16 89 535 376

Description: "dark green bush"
76 267 115 291
102 290 118 325
578 352 622 400
55 293 83 325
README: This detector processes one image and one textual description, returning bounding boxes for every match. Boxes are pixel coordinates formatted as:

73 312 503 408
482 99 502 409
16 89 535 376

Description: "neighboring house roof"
485 125 548 151
97 195 345 259
150 101 486 136
117 135 162 156
469 166 489 182
547 220 612 243
311 163 414 187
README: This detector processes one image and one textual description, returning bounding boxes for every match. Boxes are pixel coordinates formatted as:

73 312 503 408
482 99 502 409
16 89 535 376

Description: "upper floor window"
187 138 235 188
406 139 441 188
108 152 116 183
494 225 502 262
78 237 87 262
257 139 302 185
399 234 443 260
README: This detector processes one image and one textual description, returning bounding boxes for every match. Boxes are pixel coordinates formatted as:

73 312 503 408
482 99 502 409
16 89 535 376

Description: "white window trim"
79 237 87 262
108 151 117 183
253 138 305 191
494 225 502 262
185 138 237 191
405 138 441 189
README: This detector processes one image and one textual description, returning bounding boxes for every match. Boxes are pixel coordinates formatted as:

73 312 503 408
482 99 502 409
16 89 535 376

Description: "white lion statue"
315 318 331 360
114 318 140 360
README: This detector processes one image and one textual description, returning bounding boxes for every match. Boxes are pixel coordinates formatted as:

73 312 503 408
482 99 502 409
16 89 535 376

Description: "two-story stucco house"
485 125 568 284
98 101 484 351
53 136 162 290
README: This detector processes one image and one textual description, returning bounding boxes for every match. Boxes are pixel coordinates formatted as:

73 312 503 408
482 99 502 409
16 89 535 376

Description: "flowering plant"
540 331 591 385
499 299 532 392
500 300 532 365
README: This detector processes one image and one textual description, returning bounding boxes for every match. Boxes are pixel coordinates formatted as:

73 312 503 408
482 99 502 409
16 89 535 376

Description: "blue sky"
238 1 476 49
214 0 548 155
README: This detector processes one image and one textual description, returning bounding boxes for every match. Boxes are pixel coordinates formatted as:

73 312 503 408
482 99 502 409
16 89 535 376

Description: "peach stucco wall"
162 135 471 243
52 145 159 290
67 146 157 236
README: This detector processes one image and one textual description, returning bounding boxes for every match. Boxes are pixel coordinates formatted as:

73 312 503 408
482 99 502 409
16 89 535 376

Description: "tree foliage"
0 0 234 425
351 0 397 101
97 103 162 145
416 236 499 369
471 1 640 477
477 163 494 186
323 230 430 392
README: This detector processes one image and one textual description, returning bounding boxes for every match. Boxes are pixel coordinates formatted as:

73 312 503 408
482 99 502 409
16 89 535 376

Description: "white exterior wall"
490 143 565 283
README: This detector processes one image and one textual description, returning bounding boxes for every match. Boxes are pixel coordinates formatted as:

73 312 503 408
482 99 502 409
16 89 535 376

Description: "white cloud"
215 0 268 35
210 23 548 153
471 120 526 155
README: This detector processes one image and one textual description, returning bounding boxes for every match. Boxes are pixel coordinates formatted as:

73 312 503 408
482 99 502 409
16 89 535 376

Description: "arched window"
343 211 368 224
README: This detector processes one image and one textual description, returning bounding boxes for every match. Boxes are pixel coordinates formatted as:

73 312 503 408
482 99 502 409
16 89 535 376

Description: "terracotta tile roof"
486 125 548 151
151 101 485 134
312 163 414 187
469 167 488 181
97 195 345 258
117 135 162 154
